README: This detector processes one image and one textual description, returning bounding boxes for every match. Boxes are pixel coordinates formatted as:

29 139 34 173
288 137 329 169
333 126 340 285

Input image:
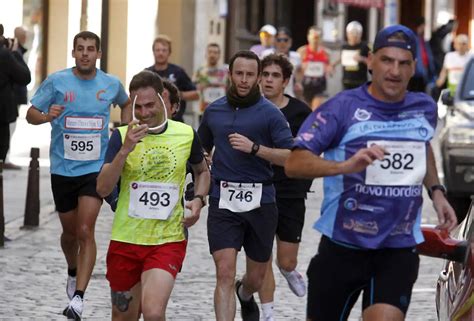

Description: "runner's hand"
204 151 212 168
121 120 148 154
432 192 458 231
183 199 202 228
342 144 387 174
228 133 252 153
47 104 65 120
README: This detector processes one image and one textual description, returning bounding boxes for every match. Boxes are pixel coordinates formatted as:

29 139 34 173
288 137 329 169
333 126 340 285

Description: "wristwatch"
428 185 447 199
193 194 206 207
250 143 260 155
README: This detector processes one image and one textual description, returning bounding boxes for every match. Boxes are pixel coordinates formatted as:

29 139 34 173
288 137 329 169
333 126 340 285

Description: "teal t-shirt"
31 68 128 176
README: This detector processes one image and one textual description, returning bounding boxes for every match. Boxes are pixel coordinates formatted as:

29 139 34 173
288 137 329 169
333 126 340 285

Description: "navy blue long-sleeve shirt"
198 95 293 203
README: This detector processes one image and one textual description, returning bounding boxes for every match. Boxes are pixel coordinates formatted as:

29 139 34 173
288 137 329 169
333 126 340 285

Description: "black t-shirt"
341 42 370 88
146 64 196 122
272 95 313 198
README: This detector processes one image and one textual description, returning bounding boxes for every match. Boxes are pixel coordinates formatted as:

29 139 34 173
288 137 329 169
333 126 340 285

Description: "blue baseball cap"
373 24 417 59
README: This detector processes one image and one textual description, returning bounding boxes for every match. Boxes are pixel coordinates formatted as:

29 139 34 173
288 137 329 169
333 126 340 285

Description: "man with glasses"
262 27 302 98
96 70 210 321
250 24 277 58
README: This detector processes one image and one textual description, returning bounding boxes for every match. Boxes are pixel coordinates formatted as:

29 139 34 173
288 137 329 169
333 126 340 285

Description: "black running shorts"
275 197 305 243
207 197 278 262
51 172 102 213
302 76 327 102
306 236 419 320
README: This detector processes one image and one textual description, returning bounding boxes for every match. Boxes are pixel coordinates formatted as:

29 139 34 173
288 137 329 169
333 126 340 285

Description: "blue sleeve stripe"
413 206 424 244
313 147 345 237
340 119 435 145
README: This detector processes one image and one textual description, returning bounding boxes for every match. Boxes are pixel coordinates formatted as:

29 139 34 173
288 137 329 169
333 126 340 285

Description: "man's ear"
366 52 374 73
161 90 170 101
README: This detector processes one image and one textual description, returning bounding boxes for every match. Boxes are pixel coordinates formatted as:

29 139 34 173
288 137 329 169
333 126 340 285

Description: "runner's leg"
75 195 101 291
212 248 238 321
141 268 175 320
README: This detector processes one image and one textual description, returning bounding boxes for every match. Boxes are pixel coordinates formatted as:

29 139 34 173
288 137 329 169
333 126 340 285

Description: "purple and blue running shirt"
294 84 437 249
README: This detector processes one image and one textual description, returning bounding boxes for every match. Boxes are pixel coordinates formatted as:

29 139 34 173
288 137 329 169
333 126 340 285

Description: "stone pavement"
0 106 444 320
0 171 443 320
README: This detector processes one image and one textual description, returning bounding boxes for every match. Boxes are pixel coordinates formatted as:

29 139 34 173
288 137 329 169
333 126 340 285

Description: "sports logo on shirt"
316 112 327 124
96 89 107 102
64 91 76 103
300 133 314 141
353 108 372 121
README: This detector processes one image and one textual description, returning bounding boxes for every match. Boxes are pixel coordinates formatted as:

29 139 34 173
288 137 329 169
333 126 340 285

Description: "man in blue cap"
285 25 457 321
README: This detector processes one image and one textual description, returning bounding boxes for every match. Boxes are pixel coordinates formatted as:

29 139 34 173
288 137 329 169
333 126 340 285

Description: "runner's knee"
76 223 94 242
215 261 236 285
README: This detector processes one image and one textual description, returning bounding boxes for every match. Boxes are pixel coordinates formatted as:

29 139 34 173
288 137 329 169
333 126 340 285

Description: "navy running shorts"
306 236 419 320
207 197 278 262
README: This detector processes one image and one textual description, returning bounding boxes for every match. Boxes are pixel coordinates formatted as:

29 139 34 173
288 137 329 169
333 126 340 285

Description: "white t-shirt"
442 51 474 86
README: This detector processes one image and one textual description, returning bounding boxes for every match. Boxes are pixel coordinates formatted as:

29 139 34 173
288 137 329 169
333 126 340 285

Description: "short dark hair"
162 79 180 106
207 43 220 51
129 70 164 95
261 53 293 80
73 31 101 50
277 26 292 38
229 50 261 74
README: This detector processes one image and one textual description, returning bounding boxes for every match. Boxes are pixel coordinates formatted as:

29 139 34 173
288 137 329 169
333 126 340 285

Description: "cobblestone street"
1 176 442 320
0 109 444 320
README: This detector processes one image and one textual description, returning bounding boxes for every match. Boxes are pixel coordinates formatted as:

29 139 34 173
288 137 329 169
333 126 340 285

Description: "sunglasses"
276 38 289 43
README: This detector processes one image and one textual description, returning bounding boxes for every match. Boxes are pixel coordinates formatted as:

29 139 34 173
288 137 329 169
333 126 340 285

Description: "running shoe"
279 267 306 297
235 279 259 321
63 295 83 320
66 275 76 300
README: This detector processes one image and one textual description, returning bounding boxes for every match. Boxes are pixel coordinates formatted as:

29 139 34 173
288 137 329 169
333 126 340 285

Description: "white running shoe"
63 294 83 320
279 267 306 297
66 275 76 300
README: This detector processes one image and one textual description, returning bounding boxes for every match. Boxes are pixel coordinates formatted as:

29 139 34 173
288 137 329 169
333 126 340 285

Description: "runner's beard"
76 65 95 75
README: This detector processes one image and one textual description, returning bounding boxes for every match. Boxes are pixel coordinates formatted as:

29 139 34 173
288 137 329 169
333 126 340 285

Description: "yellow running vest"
111 120 194 245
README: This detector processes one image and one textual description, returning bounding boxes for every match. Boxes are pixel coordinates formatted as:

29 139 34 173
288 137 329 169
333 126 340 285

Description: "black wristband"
427 185 447 199
250 143 260 155
193 194 206 207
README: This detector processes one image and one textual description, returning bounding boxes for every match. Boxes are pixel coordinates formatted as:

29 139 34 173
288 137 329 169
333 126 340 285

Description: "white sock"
261 302 274 319
238 283 253 301
279 267 293 277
